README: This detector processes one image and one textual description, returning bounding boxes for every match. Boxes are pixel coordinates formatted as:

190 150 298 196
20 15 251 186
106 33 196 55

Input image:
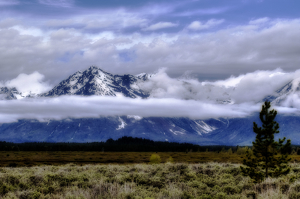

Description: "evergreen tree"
240 101 291 183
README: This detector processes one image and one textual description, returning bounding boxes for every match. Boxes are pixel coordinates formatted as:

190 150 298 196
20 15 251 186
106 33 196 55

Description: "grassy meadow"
2 151 300 167
0 151 248 167
2 162 300 198
1 151 300 198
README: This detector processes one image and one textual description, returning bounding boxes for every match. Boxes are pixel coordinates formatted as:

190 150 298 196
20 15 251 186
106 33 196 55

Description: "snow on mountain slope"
135 73 155 81
264 78 300 105
193 120 217 134
116 117 127 130
0 87 23 100
41 66 150 98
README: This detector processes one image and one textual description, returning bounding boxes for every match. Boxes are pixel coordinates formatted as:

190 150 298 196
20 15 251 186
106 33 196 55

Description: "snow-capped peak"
41 66 149 98
264 78 300 105
135 73 155 81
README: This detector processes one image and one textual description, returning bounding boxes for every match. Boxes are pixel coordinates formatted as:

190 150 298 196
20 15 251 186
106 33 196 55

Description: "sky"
0 0 300 122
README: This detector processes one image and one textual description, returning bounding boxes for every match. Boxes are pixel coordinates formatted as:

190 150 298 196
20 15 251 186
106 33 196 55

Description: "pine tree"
240 101 291 183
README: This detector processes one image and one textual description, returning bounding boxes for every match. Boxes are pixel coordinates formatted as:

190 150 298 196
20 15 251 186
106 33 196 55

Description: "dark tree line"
0 136 294 153
0 136 205 152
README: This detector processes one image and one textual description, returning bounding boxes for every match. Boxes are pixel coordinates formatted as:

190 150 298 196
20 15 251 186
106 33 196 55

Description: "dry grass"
2 151 300 167
0 151 244 167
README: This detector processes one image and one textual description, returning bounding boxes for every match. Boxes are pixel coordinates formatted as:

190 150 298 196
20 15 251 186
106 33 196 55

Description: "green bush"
0 183 10 196
289 192 300 199
149 154 161 164
167 156 174 163
223 185 240 195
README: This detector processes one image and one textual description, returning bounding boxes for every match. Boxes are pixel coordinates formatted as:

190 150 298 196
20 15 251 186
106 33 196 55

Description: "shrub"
1 162 300 198
223 185 240 195
289 192 300 199
0 183 10 196
167 156 174 163
149 154 161 164
182 191 194 199
215 192 228 199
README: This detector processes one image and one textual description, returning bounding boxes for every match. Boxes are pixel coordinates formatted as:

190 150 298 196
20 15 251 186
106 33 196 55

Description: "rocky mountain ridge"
0 87 20 100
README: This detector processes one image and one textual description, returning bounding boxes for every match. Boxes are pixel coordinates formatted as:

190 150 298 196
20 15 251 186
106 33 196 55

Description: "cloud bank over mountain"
2 72 52 95
0 95 299 123
0 96 261 123
1 68 300 123
139 68 299 103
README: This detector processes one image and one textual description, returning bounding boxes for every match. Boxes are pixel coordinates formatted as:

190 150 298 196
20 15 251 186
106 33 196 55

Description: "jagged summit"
0 87 39 100
0 87 20 100
264 78 300 105
135 73 155 81
41 66 150 98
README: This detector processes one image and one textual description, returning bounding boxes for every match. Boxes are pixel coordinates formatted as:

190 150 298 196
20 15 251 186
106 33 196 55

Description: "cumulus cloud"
5 72 52 95
9 25 44 37
0 96 262 123
0 18 20 28
143 22 178 31
187 19 224 30
1 17 300 84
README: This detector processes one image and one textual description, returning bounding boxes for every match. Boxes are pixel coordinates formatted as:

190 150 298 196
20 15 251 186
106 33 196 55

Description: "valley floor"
1 162 300 198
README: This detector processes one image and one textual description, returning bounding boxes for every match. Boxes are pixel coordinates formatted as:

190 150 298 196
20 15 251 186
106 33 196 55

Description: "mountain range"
1 66 300 145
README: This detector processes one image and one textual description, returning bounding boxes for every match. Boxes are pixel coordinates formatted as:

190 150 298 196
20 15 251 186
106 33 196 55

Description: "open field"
1 162 300 198
1 151 300 167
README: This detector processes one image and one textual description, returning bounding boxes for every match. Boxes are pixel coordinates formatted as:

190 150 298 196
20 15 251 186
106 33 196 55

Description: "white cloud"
138 68 295 104
0 18 20 28
0 18 300 84
9 25 44 37
187 19 224 30
249 17 270 25
0 94 299 124
5 72 52 95
143 22 178 31
0 96 261 123
38 0 74 7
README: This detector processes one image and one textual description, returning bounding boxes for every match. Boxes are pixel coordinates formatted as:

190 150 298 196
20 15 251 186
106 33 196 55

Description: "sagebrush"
1 162 300 198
